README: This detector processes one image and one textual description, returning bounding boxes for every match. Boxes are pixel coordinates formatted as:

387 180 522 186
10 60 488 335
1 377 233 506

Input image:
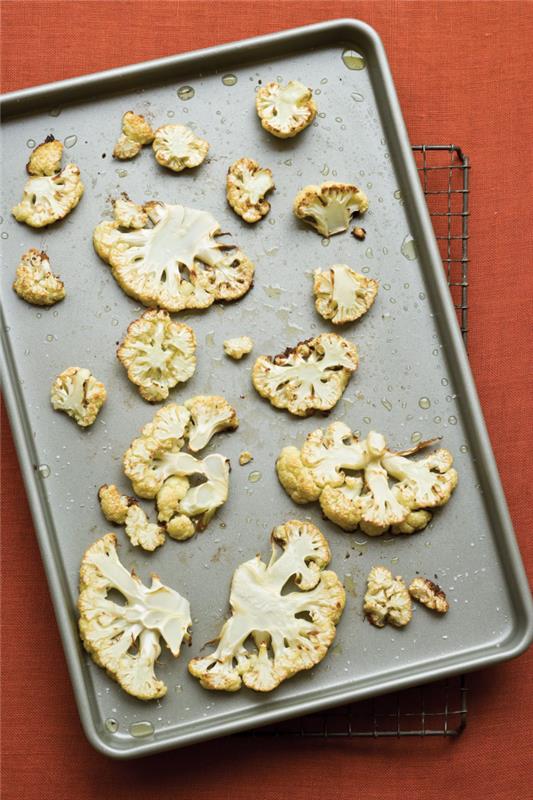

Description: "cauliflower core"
189 520 345 692
255 81 317 138
409 577 449 614
93 200 254 313
364 566 412 628
313 264 379 325
276 424 458 535
152 124 209 172
51 367 106 427
12 137 83 228
294 182 368 237
226 158 274 223
252 333 358 417
113 111 155 160
117 309 196 402
223 336 254 360
78 534 191 699
13 248 65 306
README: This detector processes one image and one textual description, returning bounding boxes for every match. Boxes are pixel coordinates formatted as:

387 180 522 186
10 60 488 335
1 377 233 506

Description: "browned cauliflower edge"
409 577 449 613
226 158 274 223
113 111 154 160
13 248 65 306
313 264 379 325
50 367 106 427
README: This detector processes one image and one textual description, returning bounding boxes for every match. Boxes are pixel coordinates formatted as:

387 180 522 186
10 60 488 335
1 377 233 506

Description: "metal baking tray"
1 19 531 759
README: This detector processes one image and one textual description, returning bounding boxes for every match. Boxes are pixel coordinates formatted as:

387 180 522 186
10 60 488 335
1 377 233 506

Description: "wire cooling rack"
248 145 470 739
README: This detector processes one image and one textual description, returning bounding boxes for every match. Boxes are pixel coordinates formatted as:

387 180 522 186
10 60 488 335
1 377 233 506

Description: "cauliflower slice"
124 504 166 551
188 520 345 691
364 566 412 628
113 111 154 160
117 309 196 402
12 164 84 228
98 484 134 524
313 265 379 325
26 136 63 176
13 248 65 306
93 201 254 313
152 124 209 172
78 534 191 699
255 81 316 138
184 395 238 452
51 367 106 427
223 336 253 360
226 158 274 223
409 577 449 613
383 448 458 509
252 333 358 417
294 182 368 237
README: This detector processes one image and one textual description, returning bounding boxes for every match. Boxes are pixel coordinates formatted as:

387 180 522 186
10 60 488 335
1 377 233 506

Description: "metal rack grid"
248 145 470 739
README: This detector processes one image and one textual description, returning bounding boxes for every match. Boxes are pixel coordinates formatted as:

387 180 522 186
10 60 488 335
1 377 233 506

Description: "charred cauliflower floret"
223 336 254 360
184 395 239 452
364 566 412 628
93 200 254 313
12 135 84 228
152 124 209 172
113 111 154 160
12 248 65 306
189 520 345 692
277 425 457 536
78 534 191 700
255 81 317 138
226 158 274 223
409 577 449 614
313 264 379 325
294 182 368 237
98 484 134 525
117 309 196 402
252 333 358 417
50 367 106 427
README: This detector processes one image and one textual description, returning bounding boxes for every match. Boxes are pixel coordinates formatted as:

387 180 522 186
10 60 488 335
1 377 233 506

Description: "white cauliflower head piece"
256 81 316 138
226 158 274 223
117 309 196 402
313 265 379 325
252 333 358 417
223 336 254 360
294 182 368 237
364 566 412 628
51 367 106 427
409 577 449 613
13 248 65 306
113 111 154 160
26 136 63 176
78 534 191 699
188 520 345 692
93 200 254 313
98 484 134 525
184 395 239 452
124 504 166 551
152 124 209 172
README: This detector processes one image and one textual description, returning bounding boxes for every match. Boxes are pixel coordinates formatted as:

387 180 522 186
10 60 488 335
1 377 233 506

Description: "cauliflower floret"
364 566 412 628
166 514 196 541
391 508 432 535
184 396 238 452
156 475 190 522
226 158 274 223
253 333 358 417
300 422 366 487
124 504 165 551
78 534 191 699
12 164 84 228
357 432 409 535
382 448 458 509
294 182 368 237
239 451 253 466
409 577 449 614
51 367 106 427
12 248 65 306
93 201 254 313
113 111 154 160
319 477 363 531
255 81 317 138
313 265 379 325
117 309 196 402
98 484 134 524
26 136 63 176
189 520 345 692
152 124 209 172
113 195 148 228
275 446 322 504
223 336 254 360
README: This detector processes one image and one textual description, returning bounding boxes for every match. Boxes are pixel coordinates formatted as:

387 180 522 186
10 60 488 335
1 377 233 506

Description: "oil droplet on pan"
448 415 457 425
111 318 119 327
441 378 449 386
351 92 364 103
1 232 8 240
320 164 330 177
381 399 392 412
26 139 36 148
411 431 422 443
116 169 128 178
460 444 469 453
222 74 237 86
177 85 195 101
37 464 51 478
418 397 431 409
393 189 402 200
365 247 373 258
167 110 175 118
433 416 442 424
321 238 330 247
342 49 366 70
248 470 261 483
105 718 119 733
130 721 154 738
64 135 77 148
401 234 418 261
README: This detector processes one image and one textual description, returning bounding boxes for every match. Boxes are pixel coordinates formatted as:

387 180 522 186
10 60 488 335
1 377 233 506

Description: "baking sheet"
1 20 531 758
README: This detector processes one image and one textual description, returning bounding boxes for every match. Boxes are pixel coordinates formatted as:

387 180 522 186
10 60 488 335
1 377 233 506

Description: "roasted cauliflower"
252 333 358 417
78 534 191 699
409 577 449 614
294 182 368 237
50 367 106 427
255 80 316 138
313 264 379 325
239 451 253 466
117 309 196 402
26 135 63 176
277 425 458 535
93 200 254 313
223 336 254 360
113 195 148 228
113 111 154 160
364 566 412 628
98 484 134 524
189 520 345 692
13 248 65 306
124 504 166 551
152 124 209 172
184 395 239 452
226 158 274 223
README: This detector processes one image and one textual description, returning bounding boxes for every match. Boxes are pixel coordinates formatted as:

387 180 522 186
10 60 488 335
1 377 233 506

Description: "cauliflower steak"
313 264 379 325
255 81 316 138
226 158 274 223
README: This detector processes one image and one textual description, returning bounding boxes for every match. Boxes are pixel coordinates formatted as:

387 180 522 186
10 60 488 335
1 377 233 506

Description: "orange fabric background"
1 1 532 798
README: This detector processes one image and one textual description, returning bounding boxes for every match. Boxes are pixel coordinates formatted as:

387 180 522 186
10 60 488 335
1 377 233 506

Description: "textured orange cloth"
1 1 532 798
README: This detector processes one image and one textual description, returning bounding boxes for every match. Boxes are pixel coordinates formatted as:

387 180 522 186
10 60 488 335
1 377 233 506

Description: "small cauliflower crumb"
351 226 366 241
409 577 449 613
364 565 412 628
50 367 106 427
113 111 154 160
226 158 274 223
239 451 253 466
13 248 65 306
152 124 209 172
223 336 254 360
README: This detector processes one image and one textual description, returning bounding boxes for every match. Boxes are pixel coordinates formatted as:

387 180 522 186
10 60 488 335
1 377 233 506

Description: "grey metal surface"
0 20 531 759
